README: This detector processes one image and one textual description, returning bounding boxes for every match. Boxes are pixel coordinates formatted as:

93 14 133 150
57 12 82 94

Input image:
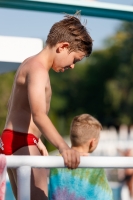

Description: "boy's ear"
89 138 98 153
90 139 95 148
56 42 70 53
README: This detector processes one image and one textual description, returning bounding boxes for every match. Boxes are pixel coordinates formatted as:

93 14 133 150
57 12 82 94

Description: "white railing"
5 156 133 200
6 156 133 168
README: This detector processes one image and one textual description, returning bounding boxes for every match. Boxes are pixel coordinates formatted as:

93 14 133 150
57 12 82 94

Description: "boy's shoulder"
20 56 49 78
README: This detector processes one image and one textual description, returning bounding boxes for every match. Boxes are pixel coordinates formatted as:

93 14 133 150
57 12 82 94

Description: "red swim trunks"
0 129 38 155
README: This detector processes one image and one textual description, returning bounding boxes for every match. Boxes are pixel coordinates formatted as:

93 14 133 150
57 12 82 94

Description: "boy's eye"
73 59 78 64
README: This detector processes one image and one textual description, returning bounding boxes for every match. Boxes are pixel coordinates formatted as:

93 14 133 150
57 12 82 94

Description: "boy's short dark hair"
46 12 93 57
70 114 102 146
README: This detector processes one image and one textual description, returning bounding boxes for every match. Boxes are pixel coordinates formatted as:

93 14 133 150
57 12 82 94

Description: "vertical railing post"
17 166 31 200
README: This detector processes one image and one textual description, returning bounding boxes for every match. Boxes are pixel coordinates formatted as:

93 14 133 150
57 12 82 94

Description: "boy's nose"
70 64 75 69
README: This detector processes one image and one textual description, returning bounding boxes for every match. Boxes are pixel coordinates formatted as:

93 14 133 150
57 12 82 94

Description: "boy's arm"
27 65 80 169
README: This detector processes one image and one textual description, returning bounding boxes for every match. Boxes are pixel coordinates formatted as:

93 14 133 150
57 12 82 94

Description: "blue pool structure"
6 181 15 200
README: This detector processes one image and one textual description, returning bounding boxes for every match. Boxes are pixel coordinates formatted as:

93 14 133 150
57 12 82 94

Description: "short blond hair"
70 114 102 146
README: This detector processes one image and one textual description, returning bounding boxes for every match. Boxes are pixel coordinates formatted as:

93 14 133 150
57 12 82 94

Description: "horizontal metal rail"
6 156 133 168
0 0 133 21
4 155 133 200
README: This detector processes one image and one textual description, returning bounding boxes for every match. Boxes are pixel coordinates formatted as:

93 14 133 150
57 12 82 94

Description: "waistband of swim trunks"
3 129 39 142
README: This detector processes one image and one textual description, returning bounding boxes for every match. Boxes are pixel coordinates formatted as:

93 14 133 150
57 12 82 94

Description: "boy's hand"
59 148 80 169
37 138 48 156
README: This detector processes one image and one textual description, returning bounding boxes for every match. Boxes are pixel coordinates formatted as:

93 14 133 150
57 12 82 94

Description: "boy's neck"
36 46 55 71
71 145 89 153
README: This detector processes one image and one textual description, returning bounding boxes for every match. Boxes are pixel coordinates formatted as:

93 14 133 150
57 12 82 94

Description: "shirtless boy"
0 13 93 200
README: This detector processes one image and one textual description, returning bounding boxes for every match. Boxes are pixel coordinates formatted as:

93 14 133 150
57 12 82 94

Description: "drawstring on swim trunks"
0 138 4 150
33 138 38 145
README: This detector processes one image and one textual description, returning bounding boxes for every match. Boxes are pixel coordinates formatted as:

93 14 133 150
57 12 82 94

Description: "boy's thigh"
31 167 48 200
13 145 48 200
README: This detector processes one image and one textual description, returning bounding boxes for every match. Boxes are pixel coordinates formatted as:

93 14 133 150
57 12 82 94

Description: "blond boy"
49 114 113 200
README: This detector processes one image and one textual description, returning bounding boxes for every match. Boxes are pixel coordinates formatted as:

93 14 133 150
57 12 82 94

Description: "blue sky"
0 0 132 50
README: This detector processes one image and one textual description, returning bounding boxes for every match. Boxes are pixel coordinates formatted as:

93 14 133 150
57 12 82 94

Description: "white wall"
0 36 43 73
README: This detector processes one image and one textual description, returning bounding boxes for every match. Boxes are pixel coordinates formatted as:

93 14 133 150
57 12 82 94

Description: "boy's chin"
52 68 59 73
52 67 64 73
59 68 65 73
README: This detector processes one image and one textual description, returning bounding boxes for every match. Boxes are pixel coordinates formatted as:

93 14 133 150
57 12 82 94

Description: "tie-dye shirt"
49 168 113 200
